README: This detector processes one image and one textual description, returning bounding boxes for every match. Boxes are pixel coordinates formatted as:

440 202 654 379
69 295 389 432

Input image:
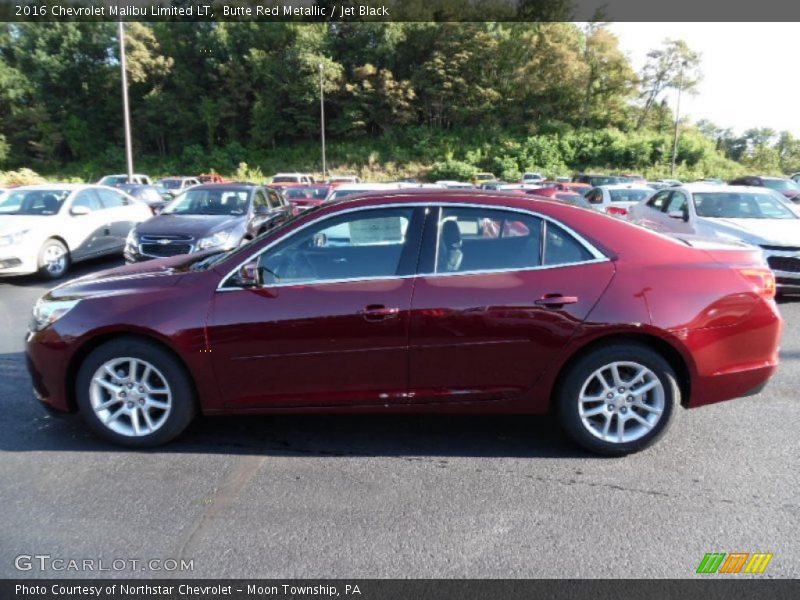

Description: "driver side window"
257 207 416 285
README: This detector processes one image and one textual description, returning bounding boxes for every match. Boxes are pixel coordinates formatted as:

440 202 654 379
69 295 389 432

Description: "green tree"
636 39 701 129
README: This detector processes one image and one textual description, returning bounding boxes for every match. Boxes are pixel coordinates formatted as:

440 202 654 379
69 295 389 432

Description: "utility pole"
670 61 687 178
319 63 327 180
118 21 135 183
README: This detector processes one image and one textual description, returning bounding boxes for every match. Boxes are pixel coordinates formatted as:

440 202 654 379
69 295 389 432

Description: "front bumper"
763 248 800 290
0 252 38 276
26 328 75 413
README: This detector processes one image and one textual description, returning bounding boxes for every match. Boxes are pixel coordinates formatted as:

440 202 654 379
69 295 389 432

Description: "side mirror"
235 261 262 287
70 205 91 216
668 210 688 222
255 205 270 216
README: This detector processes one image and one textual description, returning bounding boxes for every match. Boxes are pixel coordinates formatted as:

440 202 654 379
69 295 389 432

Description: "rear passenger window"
436 207 542 273
71 189 103 212
544 222 594 266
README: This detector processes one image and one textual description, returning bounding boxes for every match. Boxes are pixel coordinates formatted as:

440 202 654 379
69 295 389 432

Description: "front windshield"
762 178 800 192
694 192 796 219
162 189 250 216
272 176 298 183
158 179 183 190
0 189 70 215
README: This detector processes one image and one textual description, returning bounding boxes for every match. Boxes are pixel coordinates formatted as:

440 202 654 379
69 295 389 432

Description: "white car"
156 177 200 196
0 184 152 279
98 174 152 186
584 184 655 216
326 183 404 201
522 172 544 185
328 175 361 184
271 173 315 185
434 181 475 189
627 184 800 292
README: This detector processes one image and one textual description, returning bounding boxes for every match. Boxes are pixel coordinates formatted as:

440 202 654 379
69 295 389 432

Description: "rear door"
407 205 615 404
96 187 142 251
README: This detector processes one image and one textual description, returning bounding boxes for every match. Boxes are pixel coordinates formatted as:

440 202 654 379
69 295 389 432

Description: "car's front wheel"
556 343 678 456
75 338 197 447
37 238 70 279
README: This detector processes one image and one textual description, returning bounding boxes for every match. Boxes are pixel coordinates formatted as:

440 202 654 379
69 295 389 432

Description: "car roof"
678 183 772 194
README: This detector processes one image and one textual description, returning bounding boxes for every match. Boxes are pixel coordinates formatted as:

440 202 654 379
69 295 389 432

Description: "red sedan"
26 191 781 455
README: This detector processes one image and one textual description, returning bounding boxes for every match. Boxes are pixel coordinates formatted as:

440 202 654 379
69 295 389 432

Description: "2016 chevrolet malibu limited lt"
26 191 782 455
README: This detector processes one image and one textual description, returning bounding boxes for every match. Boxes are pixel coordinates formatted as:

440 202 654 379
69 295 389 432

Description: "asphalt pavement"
0 257 798 578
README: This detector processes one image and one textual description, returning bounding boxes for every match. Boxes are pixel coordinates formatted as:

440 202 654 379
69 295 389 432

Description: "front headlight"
30 298 81 332
0 229 29 247
197 230 232 250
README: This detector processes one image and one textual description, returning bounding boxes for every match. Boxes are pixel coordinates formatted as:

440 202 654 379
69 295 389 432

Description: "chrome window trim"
216 201 610 292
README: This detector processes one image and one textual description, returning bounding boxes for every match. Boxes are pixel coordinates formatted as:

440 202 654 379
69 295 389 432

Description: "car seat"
438 220 463 272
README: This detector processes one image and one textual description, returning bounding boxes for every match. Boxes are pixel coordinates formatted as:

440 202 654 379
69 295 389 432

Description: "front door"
408 205 615 404
208 205 425 408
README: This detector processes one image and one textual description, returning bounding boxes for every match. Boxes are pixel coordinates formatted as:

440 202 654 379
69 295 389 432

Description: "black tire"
556 343 678 456
75 337 196 447
37 238 71 280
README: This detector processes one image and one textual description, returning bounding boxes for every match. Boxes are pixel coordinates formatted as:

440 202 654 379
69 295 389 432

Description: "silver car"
584 184 655 217
628 183 800 292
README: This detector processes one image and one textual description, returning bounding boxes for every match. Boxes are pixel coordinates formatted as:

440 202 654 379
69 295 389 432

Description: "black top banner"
2 0 800 22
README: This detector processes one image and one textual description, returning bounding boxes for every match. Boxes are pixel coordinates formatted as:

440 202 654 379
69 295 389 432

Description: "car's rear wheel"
556 343 678 456
37 238 70 279
75 338 196 447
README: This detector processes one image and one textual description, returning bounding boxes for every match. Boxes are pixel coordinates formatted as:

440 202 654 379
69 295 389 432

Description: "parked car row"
0 182 294 279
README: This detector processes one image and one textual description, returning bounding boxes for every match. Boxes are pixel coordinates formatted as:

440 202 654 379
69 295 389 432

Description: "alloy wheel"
89 357 172 437
577 361 665 444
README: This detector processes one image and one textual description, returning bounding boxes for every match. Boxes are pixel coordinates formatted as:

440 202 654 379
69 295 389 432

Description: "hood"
0 214 57 234
701 217 800 246
46 253 212 301
134 214 243 238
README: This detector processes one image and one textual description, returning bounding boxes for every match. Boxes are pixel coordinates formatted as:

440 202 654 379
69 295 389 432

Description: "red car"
26 191 781 455
282 184 332 213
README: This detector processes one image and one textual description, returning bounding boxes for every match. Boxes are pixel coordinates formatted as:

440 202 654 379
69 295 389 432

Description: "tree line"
0 22 797 179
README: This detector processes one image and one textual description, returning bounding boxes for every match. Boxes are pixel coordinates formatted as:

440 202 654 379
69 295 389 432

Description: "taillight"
738 267 776 299
606 206 628 216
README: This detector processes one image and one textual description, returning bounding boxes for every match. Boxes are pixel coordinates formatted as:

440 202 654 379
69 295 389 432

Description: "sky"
610 23 799 138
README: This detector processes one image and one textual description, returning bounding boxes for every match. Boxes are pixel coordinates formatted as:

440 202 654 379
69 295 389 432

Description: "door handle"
534 294 578 308
360 304 400 321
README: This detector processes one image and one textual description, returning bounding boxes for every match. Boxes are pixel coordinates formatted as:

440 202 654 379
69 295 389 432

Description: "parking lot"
1 257 798 578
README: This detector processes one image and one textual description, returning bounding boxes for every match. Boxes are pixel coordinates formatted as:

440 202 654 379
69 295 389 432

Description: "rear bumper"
682 298 782 408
